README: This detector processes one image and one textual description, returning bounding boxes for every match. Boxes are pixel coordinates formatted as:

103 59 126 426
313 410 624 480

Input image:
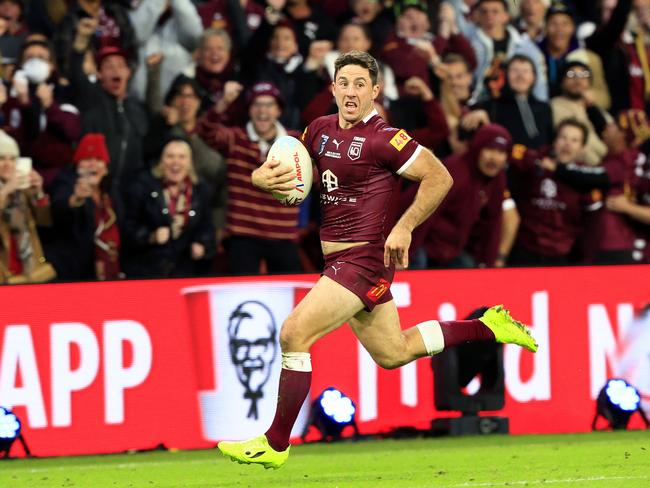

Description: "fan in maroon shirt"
509 118 604 266
216 51 538 469
408 123 513 268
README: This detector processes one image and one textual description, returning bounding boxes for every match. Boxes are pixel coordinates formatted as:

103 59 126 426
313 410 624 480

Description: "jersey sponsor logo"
389 129 412 151
353 136 366 142
511 144 526 160
325 150 341 159
540 178 557 199
366 278 390 302
333 138 343 149
348 139 364 161
293 151 304 193
318 134 329 155
322 169 339 192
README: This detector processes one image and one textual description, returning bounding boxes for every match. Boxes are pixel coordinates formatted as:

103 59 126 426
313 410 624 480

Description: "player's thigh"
281 275 365 349
349 300 404 359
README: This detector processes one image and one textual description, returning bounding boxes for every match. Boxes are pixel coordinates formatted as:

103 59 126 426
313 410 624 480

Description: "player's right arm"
251 160 296 196
385 148 453 268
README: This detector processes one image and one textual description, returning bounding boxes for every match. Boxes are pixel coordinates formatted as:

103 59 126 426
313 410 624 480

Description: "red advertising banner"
0 266 648 457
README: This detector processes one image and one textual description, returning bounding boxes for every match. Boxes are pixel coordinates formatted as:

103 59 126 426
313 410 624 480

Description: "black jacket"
46 166 119 281
476 88 554 150
122 170 216 278
68 50 149 217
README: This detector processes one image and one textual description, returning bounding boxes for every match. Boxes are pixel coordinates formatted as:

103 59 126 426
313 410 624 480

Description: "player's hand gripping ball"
268 135 313 206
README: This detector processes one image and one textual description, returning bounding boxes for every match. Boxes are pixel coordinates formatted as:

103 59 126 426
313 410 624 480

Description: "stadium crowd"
0 0 648 284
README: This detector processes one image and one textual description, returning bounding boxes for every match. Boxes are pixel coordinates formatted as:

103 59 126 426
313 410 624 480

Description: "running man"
218 51 538 469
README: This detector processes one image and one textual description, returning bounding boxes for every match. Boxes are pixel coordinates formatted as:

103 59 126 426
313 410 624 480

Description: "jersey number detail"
389 129 411 151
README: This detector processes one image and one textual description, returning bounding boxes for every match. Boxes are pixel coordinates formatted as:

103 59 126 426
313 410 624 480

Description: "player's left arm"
385 147 453 268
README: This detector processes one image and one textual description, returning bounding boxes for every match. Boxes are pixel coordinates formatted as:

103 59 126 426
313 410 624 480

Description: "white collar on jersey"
362 109 379 123
247 120 287 157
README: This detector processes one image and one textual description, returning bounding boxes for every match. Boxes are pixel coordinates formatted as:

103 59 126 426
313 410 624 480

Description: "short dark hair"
477 0 509 11
442 53 472 72
556 117 589 145
334 50 379 85
20 39 56 64
164 74 205 106
506 54 537 80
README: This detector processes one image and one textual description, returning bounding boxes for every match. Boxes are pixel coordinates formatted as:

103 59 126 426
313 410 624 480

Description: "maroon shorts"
322 241 395 312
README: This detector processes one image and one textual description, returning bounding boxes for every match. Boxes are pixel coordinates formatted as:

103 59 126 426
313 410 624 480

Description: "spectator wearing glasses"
551 61 608 165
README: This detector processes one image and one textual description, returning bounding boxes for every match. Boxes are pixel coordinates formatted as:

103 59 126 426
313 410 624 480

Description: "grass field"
0 431 648 488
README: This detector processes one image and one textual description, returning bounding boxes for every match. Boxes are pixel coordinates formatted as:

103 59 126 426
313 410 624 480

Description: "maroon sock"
265 368 312 452
439 319 495 348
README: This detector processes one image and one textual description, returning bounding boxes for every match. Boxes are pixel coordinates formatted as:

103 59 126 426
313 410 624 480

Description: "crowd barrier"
0 265 648 457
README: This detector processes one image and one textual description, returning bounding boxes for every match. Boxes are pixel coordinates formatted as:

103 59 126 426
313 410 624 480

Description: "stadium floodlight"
593 379 649 431
0 407 21 458
307 388 359 442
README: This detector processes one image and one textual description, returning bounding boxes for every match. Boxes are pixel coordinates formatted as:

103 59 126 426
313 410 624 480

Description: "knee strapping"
416 320 445 355
282 352 312 372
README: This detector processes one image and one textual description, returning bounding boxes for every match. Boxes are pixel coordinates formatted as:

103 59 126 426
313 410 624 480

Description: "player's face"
477 147 507 177
333 64 379 127
554 125 585 162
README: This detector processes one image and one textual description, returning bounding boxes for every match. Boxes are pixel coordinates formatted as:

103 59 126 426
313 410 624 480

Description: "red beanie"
74 134 110 164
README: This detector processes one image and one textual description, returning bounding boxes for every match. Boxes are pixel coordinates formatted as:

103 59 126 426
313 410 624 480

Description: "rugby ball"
268 135 313 206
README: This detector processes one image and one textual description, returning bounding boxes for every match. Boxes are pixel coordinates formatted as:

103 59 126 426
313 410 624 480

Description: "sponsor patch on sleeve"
511 143 526 160
389 129 412 151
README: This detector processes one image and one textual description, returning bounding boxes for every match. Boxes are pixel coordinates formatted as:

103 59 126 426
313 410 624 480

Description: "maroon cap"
95 46 129 68
246 81 284 108
471 124 513 153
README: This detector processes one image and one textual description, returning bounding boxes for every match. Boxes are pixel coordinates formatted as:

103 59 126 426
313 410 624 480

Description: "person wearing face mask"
46 133 123 281
0 39 82 190
121 137 215 278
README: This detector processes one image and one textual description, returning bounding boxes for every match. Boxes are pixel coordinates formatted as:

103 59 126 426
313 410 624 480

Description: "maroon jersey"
511 147 602 257
197 110 300 241
633 152 650 262
598 150 639 252
301 110 422 242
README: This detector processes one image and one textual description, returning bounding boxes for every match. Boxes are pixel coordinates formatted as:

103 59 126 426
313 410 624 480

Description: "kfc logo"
182 282 312 441
228 301 277 420
322 169 339 192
